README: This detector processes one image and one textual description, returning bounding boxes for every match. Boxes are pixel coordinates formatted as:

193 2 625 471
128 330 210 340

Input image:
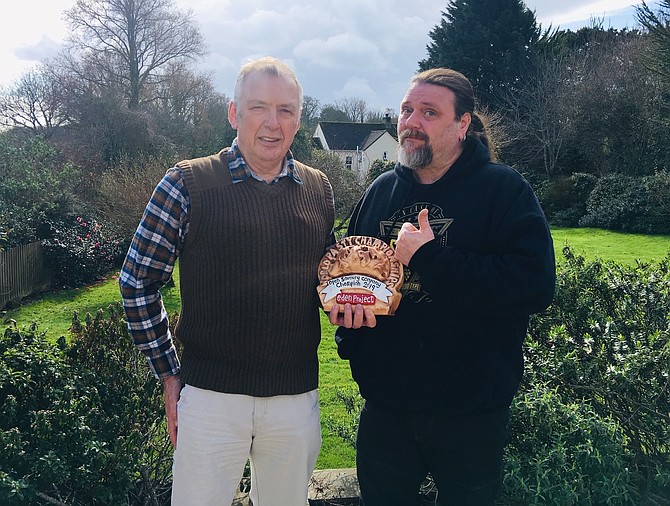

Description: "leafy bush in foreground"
0 304 171 505
525 248 670 503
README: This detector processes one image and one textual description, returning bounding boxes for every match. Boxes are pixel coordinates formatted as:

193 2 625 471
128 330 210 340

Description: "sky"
0 0 653 113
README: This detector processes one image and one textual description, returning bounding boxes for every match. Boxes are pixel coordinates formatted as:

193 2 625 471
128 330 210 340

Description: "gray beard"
398 142 433 169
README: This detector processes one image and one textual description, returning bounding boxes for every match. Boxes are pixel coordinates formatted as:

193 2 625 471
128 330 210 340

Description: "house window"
345 156 353 170
383 151 388 161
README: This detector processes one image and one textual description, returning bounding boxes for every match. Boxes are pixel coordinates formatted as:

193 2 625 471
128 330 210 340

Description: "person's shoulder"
480 160 528 183
294 159 324 177
177 148 229 171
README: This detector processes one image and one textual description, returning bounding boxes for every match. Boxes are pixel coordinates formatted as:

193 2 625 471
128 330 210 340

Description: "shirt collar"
227 138 302 185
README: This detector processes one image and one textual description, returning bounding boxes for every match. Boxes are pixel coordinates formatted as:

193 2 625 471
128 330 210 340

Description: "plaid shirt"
119 139 302 379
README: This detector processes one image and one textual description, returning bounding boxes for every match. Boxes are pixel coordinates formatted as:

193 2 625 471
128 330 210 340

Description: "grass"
3 228 670 469
550 227 670 265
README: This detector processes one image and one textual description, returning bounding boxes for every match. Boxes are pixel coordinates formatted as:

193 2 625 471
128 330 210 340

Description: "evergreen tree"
419 0 541 109
636 0 670 82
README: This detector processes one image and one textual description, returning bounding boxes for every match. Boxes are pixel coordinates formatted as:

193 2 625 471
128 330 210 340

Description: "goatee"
398 130 433 169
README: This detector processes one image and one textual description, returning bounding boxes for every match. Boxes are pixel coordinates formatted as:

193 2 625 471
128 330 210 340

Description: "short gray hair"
233 56 303 111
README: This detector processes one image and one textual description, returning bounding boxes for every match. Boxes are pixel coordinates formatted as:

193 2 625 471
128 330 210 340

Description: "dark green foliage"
0 304 172 505
42 216 126 288
290 124 317 162
419 0 541 108
526 248 670 503
504 386 633 504
536 173 598 227
0 132 88 247
579 173 670 234
305 150 364 228
637 0 670 82
365 159 395 187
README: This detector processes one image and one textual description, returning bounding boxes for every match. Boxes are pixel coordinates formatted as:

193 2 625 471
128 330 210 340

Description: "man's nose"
264 109 279 128
404 110 422 129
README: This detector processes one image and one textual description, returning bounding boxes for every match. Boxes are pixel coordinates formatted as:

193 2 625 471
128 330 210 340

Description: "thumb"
417 208 430 231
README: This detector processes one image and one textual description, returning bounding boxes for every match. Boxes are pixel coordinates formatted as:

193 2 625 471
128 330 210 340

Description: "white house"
312 117 398 181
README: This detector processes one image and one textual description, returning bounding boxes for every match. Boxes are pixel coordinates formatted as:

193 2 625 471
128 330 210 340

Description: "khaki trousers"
171 385 321 506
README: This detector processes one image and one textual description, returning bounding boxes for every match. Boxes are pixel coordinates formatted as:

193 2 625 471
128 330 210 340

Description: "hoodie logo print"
380 202 453 303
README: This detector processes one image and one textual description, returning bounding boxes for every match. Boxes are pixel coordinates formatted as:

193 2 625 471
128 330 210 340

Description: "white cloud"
335 77 378 104
0 0 642 109
293 33 385 70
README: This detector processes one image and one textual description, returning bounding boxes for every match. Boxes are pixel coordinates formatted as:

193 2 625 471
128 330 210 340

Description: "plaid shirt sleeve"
119 167 188 379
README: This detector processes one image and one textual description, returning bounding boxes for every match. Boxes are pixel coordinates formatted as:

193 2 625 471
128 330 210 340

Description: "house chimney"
383 108 393 130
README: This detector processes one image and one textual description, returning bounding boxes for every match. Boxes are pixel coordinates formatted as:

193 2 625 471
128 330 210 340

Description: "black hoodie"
336 138 556 415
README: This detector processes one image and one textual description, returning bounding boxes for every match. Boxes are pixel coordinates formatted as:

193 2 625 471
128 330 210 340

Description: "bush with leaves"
365 159 395 187
305 150 364 233
0 131 89 248
0 304 173 505
42 216 126 288
579 173 670 234
537 173 598 227
504 385 634 505
527 248 670 503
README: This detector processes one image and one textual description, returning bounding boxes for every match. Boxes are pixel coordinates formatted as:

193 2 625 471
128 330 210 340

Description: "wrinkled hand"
163 374 182 448
395 208 434 266
329 303 377 329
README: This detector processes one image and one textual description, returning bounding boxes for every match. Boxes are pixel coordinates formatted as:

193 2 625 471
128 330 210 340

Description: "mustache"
399 129 429 143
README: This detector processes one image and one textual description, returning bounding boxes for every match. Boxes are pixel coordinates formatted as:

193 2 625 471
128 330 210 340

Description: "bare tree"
63 0 207 109
334 97 370 123
300 95 321 131
0 67 70 136
498 52 576 177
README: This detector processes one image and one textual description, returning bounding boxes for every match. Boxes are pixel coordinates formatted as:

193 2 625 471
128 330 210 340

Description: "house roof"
315 121 397 151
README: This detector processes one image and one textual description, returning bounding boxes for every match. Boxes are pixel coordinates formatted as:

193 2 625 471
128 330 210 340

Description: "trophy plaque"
317 236 403 316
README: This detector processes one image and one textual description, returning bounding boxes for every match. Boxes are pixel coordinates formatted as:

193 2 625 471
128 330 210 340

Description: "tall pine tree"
419 0 541 109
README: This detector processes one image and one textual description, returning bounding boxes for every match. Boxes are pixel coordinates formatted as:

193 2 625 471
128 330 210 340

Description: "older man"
332 68 556 505
120 56 334 506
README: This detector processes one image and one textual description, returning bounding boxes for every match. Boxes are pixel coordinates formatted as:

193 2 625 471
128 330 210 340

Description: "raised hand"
395 208 434 266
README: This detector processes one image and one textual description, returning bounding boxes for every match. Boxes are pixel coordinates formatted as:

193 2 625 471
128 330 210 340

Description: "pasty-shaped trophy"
317 236 403 316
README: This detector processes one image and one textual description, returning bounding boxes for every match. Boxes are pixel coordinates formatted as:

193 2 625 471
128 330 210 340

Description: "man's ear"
460 111 471 136
228 100 239 129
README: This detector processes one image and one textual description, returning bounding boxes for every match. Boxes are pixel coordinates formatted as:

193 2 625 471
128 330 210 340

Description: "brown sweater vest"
174 149 334 396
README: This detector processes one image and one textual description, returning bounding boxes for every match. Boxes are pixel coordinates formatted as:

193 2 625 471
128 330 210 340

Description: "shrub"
537 173 597 227
365 159 395 187
95 153 180 241
0 131 89 247
42 216 126 288
504 385 634 505
305 150 364 230
0 305 172 505
527 248 670 501
579 173 670 234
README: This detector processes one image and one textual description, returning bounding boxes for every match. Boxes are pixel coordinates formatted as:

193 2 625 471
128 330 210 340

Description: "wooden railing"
0 242 53 310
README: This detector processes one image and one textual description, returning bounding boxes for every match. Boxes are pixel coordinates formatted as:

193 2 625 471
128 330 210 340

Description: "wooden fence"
0 242 53 310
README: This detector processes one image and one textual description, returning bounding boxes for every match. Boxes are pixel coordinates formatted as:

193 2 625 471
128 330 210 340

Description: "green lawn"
550 227 670 265
3 228 670 469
